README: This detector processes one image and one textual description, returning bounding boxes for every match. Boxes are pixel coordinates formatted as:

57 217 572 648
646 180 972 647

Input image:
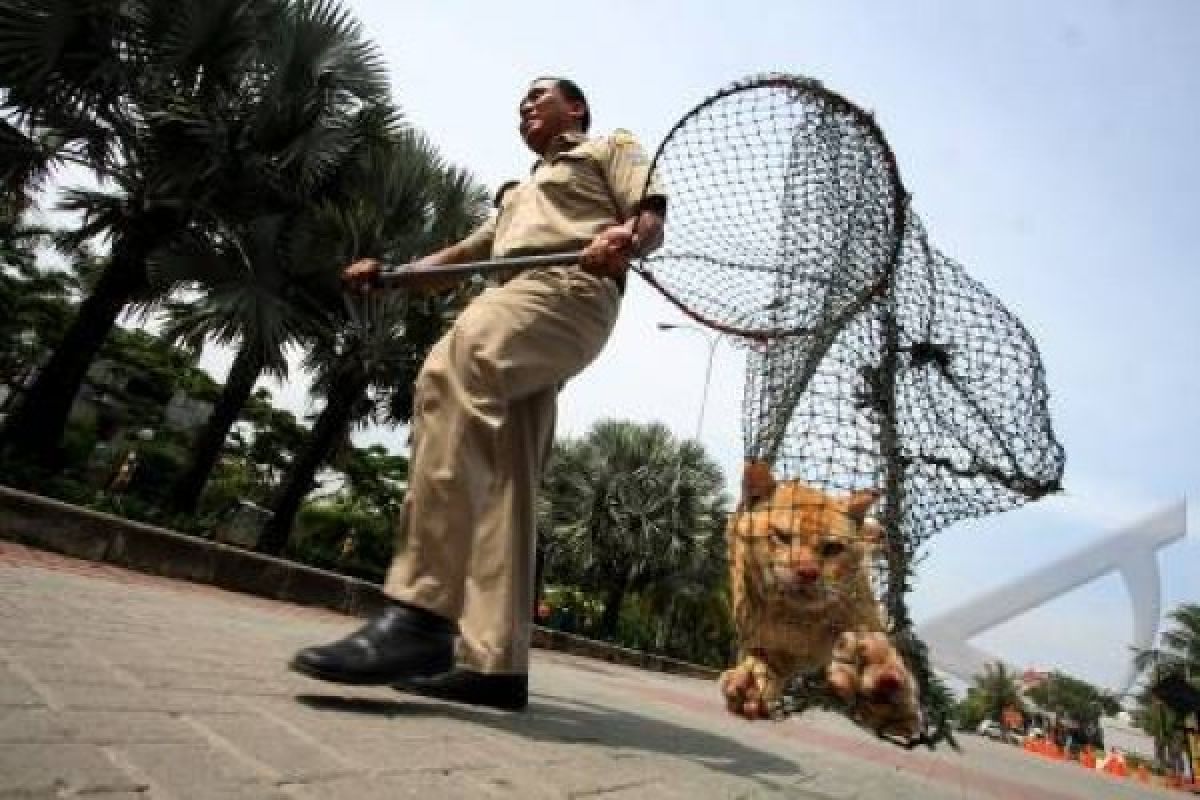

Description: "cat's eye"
768 530 792 546
818 540 846 557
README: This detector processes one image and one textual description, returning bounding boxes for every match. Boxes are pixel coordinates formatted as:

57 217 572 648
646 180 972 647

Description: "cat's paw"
719 653 780 720
827 632 921 739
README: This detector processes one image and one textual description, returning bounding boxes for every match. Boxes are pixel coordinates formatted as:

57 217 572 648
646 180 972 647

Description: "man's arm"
342 219 496 294
584 129 667 281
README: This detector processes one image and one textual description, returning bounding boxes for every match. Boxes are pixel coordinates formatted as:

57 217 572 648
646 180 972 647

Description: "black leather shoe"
395 669 528 711
290 604 456 685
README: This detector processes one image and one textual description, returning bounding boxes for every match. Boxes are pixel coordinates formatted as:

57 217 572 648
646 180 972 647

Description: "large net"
641 74 1065 746
637 75 901 339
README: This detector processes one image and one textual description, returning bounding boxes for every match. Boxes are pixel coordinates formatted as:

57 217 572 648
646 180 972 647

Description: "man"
291 77 666 711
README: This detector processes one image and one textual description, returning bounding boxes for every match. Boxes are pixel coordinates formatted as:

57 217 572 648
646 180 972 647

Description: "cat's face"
733 474 880 606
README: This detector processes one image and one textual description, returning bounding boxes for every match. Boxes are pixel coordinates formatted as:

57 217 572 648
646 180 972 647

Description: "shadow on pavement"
295 691 821 793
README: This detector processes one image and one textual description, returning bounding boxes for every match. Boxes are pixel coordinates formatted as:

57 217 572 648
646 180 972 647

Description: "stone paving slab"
0 540 1181 799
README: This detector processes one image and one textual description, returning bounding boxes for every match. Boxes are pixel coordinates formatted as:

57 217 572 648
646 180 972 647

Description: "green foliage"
967 661 1026 725
1026 671 1119 730
538 419 732 663
0 0 403 464
0 0 460 580
1134 603 1200 682
955 688 988 731
336 445 407 517
289 500 394 583
246 115 489 554
615 587 735 669
0 218 77 387
1131 603 1200 766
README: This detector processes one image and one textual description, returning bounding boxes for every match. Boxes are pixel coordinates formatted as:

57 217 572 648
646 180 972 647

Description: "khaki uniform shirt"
458 130 662 264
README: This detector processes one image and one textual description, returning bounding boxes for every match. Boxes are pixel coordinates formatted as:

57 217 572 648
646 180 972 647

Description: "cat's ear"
846 489 880 521
741 460 777 505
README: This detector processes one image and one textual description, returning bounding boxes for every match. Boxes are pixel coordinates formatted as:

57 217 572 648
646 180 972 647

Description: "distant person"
107 450 138 494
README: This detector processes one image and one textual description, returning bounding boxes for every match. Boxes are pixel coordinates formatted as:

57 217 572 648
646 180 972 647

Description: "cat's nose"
792 564 820 583
866 669 904 700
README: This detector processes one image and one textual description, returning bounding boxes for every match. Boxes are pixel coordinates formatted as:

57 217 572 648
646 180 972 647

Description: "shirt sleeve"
604 130 667 221
456 214 496 261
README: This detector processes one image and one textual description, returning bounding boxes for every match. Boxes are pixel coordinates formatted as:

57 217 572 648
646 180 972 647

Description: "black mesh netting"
637 74 900 338
744 210 1065 570
639 74 1065 746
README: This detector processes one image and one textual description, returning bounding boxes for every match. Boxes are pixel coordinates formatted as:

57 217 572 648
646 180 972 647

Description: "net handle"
376 247 821 341
376 251 582 287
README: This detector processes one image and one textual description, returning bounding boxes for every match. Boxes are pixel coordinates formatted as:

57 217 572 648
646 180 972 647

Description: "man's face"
519 80 585 154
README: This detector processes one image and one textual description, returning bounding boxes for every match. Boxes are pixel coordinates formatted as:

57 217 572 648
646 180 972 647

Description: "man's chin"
521 124 553 152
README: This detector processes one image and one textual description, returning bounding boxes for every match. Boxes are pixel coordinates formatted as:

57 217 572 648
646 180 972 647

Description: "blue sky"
224 0 1200 692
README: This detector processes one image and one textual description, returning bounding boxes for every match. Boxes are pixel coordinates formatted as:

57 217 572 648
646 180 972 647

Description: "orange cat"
718 462 920 739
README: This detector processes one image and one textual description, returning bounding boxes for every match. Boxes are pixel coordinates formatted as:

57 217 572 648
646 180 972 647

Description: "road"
0 541 1179 799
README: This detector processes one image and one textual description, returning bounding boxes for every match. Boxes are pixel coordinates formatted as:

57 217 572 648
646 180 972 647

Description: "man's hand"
580 224 635 279
580 211 665 281
342 258 382 294
341 252 466 295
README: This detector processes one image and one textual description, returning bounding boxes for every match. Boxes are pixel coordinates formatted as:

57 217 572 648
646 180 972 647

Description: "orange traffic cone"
1102 751 1128 778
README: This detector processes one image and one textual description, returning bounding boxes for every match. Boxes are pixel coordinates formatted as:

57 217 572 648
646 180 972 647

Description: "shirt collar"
533 130 588 171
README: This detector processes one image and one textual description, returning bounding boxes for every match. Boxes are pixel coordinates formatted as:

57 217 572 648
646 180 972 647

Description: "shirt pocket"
536 153 612 213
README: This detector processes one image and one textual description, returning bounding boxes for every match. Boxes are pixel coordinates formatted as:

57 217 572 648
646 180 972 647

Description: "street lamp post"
657 322 722 441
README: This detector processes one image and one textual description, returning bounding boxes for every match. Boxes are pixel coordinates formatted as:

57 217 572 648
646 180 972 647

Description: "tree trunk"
598 572 629 640
257 372 367 556
656 598 677 653
0 254 143 461
166 345 262 516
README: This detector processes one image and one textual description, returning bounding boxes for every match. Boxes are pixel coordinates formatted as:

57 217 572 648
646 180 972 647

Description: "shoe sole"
289 654 454 686
390 677 529 711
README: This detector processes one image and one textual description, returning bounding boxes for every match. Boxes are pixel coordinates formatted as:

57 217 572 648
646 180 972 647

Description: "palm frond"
0 118 54 205
0 0 130 154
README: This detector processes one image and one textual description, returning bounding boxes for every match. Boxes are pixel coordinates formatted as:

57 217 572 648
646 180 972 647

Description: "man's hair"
539 76 591 133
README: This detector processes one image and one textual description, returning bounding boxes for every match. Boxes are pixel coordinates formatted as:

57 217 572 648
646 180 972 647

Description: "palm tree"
636 513 733 664
0 0 393 463
143 2 396 515
255 131 490 554
0 0 284 460
1132 603 1200 765
0 240 77 398
541 420 728 640
0 121 52 218
0 0 134 190
162 118 479 521
156 212 333 514
253 292 450 553
1134 603 1200 681
968 661 1026 726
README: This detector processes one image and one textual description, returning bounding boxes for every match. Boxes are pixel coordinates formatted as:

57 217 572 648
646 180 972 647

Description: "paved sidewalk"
0 542 1177 799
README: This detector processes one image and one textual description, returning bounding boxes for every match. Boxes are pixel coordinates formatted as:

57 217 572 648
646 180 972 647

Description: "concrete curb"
0 484 719 681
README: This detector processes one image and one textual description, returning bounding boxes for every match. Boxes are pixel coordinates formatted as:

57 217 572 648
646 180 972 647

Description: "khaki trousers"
384 267 620 673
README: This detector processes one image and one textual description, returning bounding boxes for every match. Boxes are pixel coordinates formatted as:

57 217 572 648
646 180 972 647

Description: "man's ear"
846 489 881 521
565 99 587 129
741 460 776 505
